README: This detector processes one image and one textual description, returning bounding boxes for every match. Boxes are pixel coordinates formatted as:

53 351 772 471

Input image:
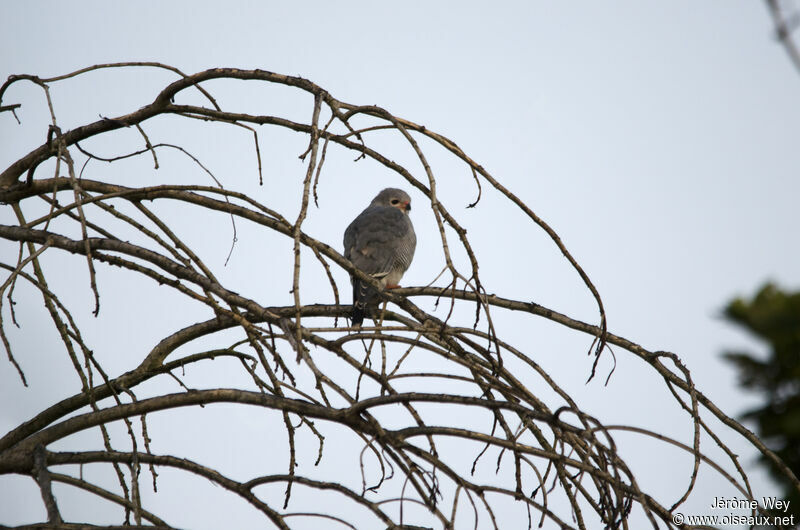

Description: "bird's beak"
403 201 411 212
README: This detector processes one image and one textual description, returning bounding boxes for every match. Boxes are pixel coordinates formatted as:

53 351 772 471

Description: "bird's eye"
390 199 399 205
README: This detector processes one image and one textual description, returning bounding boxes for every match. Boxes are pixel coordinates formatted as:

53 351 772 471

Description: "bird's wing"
344 206 414 278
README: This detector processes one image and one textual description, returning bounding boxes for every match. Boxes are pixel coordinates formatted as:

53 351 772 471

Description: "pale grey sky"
2 1 799 528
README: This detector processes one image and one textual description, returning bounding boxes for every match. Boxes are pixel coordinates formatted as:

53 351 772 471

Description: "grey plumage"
343 188 416 326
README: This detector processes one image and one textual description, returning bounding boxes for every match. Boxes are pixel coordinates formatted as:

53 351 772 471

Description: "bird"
343 188 416 326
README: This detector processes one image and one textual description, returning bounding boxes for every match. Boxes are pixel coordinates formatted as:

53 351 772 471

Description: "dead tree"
0 64 796 529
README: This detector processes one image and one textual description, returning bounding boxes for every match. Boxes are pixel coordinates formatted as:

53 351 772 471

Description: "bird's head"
371 188 412 213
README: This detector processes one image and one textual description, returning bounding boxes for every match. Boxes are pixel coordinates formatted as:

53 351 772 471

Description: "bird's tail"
351 277 377 326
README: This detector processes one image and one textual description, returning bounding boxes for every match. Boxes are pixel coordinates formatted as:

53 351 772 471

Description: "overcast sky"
2 1 799 528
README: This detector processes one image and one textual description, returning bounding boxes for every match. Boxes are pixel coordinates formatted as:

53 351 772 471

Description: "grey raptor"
343 188 416 326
